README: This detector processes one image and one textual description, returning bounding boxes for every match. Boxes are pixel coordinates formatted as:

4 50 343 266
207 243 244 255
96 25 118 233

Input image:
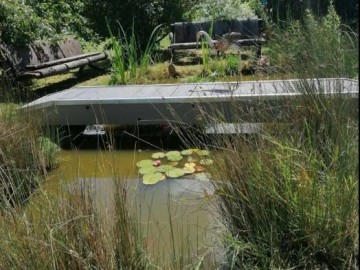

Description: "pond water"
45 149 223 267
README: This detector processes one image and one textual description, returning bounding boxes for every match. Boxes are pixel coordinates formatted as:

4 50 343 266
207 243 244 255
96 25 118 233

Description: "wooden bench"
168 18 265 58
0 37 107 80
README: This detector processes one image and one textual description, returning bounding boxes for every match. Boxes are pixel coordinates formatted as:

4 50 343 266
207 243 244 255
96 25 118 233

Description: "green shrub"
0 0 94 45
186 0 256 21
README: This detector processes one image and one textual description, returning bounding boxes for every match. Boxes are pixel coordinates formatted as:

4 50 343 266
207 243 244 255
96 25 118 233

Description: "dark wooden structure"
0 37 107 79
168 18 265 58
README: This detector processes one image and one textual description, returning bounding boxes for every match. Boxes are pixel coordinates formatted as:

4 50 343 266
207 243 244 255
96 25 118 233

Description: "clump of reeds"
107 21 162 85
0 180 149 269
175 4 358 268
267 3 358 79
209 88 358 268
0 103 59 208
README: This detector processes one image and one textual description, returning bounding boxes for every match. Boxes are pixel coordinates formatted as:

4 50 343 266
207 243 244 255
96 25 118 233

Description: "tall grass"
0 181 150 269
175 5 359 269
108 21 163 85
205 88 358 268
267 3 358 78
0 164 217 269
198 18 214 75
0 104 59 208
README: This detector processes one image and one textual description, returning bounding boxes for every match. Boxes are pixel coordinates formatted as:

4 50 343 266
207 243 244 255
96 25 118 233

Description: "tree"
82 0 197 48
265 0 358 27
0 0 93 45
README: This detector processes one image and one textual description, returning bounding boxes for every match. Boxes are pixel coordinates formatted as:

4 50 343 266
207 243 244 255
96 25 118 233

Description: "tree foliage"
185 0 257 21
0 0 42 45
0 0 93 45
265 0 358 27
0 0 357 48
82 0 197 48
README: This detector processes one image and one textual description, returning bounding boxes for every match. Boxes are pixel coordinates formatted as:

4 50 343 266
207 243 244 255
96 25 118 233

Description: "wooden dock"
21 78 358 126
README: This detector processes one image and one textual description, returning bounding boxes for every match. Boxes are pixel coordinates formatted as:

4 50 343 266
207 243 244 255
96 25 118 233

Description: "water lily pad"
166 151 183 161
152 152 165 159
200 159 213 165
197 150 210 156
183 166 196 174
136 159 153 168
166 151 181 157
165 168 186 178
143 172 166 185
167 155 183 162
156 165 175 173
184 162 196 168
139 166 157 175
181 149 193 156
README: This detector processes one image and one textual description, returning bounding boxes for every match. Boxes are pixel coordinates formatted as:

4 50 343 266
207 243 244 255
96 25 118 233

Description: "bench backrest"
170 18 263 44
0 37 84 73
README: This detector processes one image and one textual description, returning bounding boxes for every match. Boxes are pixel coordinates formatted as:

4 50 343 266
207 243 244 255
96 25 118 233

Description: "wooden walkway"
22 78 358 126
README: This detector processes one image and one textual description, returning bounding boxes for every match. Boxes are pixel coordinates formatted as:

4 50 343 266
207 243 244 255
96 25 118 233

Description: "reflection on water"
46 149 223 267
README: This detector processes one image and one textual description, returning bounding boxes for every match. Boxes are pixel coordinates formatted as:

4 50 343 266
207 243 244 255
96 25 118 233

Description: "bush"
83 0 197 50
0 0 94 45
186 0 257 21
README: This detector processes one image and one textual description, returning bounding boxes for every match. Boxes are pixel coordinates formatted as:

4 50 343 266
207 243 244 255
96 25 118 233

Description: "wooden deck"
21 78 358 126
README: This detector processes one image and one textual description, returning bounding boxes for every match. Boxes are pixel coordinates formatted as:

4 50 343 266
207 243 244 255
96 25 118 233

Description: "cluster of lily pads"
136 149 213 185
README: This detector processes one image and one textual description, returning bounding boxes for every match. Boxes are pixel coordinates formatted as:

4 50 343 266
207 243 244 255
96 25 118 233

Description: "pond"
44 149 223 267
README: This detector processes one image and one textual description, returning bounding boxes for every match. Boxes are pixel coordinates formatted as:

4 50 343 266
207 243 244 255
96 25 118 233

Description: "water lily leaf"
197 150 210 156
166 151 181 157
139 166 157 175
167 155 183 162
136 159 153 168
200 159 213 165
184 162 196 168
166 150 183 161
143 172 166 185
183 166 196 174
156 165 175 173
181 149 193 156
165 168 186 178
152 152 165 159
